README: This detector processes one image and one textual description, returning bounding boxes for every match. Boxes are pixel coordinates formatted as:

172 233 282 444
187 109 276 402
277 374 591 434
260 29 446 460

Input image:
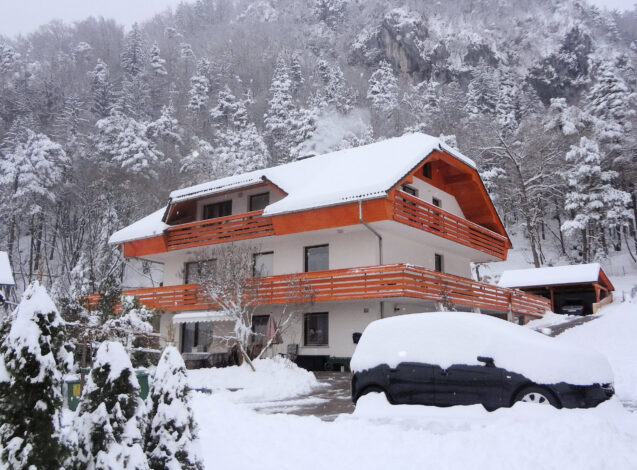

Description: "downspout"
359 200 384 318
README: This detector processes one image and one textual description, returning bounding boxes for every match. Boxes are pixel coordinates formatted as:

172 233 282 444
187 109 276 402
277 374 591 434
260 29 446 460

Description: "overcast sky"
0 0 634 38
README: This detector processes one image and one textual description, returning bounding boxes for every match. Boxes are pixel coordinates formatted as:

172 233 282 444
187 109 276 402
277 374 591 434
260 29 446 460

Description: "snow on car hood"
350 312 613 386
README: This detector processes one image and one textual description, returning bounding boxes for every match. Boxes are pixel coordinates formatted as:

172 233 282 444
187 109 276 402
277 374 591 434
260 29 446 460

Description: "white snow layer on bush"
187 356 320 402
4 282 66 383
90 341 141 388
350 312 613 385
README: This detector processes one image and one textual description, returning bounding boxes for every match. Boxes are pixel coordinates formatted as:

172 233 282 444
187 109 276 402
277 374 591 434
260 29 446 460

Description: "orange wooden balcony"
393 193 508 259
165 210 274 251
87 264 550 318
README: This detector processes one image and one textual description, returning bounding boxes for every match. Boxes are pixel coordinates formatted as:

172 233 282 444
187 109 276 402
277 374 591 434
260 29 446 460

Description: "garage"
498 263 614 316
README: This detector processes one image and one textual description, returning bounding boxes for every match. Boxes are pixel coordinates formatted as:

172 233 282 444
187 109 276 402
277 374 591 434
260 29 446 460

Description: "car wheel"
355 385 392 405
513 386 559 408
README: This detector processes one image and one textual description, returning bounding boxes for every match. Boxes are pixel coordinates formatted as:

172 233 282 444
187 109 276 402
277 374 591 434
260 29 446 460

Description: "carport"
498 263 614 315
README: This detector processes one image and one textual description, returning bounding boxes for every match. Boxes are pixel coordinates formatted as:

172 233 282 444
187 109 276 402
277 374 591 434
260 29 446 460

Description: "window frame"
304 244 329 273
252 251 274 277
184 259 216 284
181 322 213 353
435 253 444 273
303 312 329 347
432 197 442 208
249 192 270 212
203 200 232 220
401 184 417 197
423 162 433 179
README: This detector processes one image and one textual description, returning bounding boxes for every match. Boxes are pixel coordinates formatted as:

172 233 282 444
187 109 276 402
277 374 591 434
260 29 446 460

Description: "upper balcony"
87 263 550 318
122 194 509 261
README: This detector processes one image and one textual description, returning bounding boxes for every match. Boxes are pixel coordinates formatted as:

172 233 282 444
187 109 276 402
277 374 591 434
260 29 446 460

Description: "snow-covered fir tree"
95 112 165 178
149 42 167 77
0 282 72 470
561 137 632 261
75 341 148 470
187 58 211 113
88 59 115 118
144 346 203 470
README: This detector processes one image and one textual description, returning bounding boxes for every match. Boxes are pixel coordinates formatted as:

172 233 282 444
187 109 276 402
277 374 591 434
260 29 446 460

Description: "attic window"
423 162 432 179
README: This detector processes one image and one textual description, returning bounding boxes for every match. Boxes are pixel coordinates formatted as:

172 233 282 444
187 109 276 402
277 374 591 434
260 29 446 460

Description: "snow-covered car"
560 303 585 315
350 313 614 410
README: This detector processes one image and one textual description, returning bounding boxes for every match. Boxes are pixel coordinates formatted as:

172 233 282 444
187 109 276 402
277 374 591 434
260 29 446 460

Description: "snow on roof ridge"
498 263 603 288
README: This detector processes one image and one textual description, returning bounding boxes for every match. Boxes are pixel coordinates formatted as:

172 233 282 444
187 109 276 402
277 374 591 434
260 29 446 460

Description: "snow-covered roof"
111 133 478 245
170 133 476 216
0 251 15 286
109 207 168 245
498 263 605 289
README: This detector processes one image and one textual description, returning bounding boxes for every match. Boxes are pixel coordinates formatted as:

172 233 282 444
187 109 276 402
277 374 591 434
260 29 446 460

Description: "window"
181 322 213 353
435 254 444 273
401 185 417 197
304 245 329 272
432 197 441 208
304 312 328 346
423 162 432 179
185 259 216 284
252 315 270 345
203 200 232 220
253 252 274 277
249 192 270 211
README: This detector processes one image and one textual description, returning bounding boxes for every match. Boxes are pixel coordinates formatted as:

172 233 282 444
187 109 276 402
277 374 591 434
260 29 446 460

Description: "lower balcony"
87 264 550 318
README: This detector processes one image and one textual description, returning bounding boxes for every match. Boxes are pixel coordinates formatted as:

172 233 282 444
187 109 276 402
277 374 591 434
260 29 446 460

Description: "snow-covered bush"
145 346 203 470
0 282 73 469
75 341 148 469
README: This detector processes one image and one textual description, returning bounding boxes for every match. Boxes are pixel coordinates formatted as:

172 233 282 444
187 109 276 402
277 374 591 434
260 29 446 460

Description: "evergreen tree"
76 341 149 470
144 346 203 470
264 55 299 164
367 60 399 135
88 59 115 119
121 23 147 78
0 282 72 470
149 42 167 77
561 137 632 261
95 112 165 178
187 59 211 113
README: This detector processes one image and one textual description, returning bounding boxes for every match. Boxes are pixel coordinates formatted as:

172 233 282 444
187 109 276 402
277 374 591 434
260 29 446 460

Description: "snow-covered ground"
192 296 637 470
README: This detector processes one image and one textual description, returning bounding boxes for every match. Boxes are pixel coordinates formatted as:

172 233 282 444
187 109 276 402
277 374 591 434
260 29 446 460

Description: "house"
0 251 16 310
97 133 551 370
499 263 614 316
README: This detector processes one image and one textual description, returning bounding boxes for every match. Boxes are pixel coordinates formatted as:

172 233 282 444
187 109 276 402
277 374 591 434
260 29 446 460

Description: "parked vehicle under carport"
350 313 614 410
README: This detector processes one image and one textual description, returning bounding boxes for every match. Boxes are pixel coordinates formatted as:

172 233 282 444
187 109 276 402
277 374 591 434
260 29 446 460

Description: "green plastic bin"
65 378 82 411
64 369 150 411
135 369 149 400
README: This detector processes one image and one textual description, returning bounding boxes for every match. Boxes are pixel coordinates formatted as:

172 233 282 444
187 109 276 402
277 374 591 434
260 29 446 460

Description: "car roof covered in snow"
498 263 613 290
0 251 15 286
350 312 613 386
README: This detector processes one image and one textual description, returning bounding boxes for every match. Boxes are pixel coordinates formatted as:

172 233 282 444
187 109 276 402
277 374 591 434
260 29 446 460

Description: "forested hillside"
0 0 635 299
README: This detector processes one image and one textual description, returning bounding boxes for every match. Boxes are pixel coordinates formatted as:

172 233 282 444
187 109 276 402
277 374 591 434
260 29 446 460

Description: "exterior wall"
403 178 465 218
194 187 283 221
381 231 472 278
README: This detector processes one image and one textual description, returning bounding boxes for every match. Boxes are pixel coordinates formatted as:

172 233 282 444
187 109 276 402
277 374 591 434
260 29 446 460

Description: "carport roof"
498 263 614 291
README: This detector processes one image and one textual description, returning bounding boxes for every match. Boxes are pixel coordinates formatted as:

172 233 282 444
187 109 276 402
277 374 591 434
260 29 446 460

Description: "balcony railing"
87 264 550 318
393 192 508 259
165 210 275 251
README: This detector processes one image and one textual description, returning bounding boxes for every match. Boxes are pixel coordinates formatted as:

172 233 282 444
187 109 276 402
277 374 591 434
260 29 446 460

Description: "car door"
434 363 504 409
388 362 436 405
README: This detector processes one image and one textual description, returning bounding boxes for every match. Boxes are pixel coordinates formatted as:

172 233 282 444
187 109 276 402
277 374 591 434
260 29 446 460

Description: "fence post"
507 291 513 323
